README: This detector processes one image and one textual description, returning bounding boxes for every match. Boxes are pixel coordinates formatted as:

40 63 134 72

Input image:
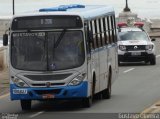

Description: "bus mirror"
88 31 93 43
3 34 8 46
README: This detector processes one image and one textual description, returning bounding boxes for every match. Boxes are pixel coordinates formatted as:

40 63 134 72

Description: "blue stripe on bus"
10 81 88 100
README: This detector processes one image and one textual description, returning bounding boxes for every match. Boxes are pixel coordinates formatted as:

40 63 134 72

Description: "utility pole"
13 0 15 15
123 0 131 12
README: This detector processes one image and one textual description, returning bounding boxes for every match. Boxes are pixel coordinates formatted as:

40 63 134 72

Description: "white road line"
123 68 135 73
156 54 160 58
29 111 45 118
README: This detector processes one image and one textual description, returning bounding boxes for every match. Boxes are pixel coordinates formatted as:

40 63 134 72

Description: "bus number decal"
13 32 45 37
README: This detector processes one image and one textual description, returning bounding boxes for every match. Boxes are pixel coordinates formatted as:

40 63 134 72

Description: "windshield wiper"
54 29 66 48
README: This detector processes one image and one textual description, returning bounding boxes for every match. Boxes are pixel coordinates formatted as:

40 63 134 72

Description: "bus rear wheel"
21 100 31 110
102 71 111 99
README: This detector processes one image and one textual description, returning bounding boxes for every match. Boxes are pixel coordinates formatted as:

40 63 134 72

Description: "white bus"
3 4 118 110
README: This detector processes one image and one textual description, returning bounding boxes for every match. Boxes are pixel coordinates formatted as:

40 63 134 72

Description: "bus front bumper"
10 81 88 100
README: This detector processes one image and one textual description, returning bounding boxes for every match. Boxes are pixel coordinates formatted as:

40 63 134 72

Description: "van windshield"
119 31 149 41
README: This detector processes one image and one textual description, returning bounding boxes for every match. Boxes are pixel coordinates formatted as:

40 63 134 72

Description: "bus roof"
14 5 115 20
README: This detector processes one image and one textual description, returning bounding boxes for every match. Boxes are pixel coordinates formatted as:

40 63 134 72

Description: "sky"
0 0 160 19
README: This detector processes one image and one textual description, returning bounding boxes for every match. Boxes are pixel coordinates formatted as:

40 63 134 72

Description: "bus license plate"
13 89 27 94
42 94 54 99
131 52 141 56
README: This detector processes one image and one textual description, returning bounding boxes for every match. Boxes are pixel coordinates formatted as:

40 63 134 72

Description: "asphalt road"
0 40 160 119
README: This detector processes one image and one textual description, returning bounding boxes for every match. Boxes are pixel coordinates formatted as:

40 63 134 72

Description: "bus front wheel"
20 100 31 110
82 77 95 107
82 96 92 108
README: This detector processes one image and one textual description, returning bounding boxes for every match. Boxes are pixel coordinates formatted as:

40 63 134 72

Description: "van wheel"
118 60 121 66
150 56 156 65
145 60 149 64
102 71 112 99
21 100 31 110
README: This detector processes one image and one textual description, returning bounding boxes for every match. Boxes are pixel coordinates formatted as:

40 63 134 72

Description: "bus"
3 4 118 110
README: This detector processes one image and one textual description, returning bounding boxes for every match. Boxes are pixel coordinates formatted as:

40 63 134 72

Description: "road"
0 38 2 47
0 40 160 119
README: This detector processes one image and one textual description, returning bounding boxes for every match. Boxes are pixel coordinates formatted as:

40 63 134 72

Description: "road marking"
29 111 45 118
123 68 135 73
0 93 9 99
156 54 160 58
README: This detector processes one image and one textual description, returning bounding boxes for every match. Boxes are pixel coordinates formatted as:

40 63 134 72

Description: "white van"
117 22 156 65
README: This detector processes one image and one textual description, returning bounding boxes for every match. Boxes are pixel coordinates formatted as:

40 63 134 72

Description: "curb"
141 101 160 114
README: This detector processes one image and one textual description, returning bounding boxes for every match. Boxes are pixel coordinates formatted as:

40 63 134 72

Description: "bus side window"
87 21 94 51
103 17 107 45
100 18 105 46
98 18 103 46
113 15 118 43
106 17 110 45
90 20 97 49
107 16 111 44
93 20 98 49
111 15 115 43
108 16 113 44
96 19 101 47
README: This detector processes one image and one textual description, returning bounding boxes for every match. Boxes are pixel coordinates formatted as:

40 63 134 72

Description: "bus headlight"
119 45 126 51
12 77 29 87
68 73 86 86
146 45 153 50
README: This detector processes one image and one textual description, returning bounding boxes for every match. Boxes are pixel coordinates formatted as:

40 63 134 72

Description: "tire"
102 71 112 99
21 100 31 110
94 93 102 100
118 60 121 66
82 96 93 108
150 56 156 65
145 60 149 64
82 77 95 108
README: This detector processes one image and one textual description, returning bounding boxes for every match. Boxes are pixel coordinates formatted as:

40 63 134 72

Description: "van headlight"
12 77 29 87
146 45 153 50
119 45 126 51
68 73 86 86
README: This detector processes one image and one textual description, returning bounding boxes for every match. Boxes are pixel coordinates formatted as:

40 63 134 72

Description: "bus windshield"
11 31 85 71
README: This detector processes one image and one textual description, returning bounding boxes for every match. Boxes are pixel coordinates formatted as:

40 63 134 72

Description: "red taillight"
134 22 144 28
117 22 128 28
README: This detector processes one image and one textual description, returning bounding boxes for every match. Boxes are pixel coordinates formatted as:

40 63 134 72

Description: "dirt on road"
0 69 9 96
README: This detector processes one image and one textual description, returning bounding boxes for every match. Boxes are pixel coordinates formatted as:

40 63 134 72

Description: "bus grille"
24 73 72 81
32 83 65 87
